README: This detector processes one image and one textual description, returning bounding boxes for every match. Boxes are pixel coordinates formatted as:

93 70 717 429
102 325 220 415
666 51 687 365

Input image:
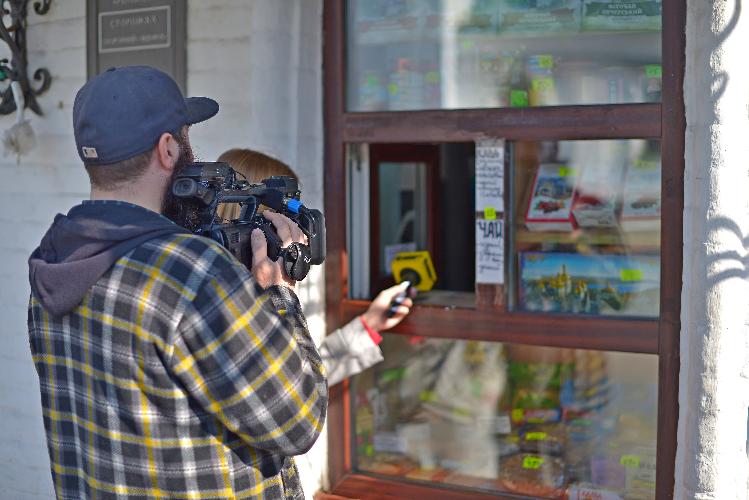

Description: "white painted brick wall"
0 1 326 498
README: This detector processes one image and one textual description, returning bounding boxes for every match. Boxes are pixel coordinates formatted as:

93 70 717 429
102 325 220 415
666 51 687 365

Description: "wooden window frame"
322 0 685 498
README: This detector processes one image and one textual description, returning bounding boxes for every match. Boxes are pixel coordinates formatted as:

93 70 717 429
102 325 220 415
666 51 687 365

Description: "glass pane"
353 337 657 499
346 0 662 111
378 162 430 278
511 139 660 318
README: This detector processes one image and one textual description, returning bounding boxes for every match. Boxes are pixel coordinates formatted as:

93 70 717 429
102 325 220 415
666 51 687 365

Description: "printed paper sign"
475 138 505 213
475 219 504 284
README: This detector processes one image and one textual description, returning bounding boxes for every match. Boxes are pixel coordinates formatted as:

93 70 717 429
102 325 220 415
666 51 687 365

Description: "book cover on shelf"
518 252 660 317
620 158 661 231
571 161 625 228
525 163 578 232
581 0 662 32
497 0 581 35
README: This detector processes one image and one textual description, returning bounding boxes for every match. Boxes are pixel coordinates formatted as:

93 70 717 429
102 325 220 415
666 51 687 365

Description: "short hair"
84 128 190 191
84 148 154 191
216 148 298 221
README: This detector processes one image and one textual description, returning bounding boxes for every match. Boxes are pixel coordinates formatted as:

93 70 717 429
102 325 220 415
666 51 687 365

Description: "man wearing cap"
27 66 327 499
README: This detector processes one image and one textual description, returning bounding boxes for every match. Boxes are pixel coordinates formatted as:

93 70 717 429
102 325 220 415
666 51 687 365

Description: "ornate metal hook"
0 0 52 116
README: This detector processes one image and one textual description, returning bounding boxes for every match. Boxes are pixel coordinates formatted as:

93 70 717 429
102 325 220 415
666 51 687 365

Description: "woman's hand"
361 282 414 332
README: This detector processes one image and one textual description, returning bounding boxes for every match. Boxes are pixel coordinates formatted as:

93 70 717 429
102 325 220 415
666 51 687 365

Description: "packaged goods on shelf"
388 58 425 110
499 453 566 499
571 160 625 228
620 158 661 231
358 71 388 111
525 163 579 231
517 252 660 317
527 55 558 106
457 0 500 34
582 0 662 32
353 0 425 44
497 0 581 35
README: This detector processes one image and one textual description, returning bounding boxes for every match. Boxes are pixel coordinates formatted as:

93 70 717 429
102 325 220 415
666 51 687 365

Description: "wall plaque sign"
87 0 185 90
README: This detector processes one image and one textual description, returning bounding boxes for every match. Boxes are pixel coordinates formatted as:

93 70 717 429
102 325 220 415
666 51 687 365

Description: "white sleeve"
317 318 384 386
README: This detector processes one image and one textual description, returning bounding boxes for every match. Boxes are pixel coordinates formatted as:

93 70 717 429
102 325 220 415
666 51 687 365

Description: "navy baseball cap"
73 66 218 165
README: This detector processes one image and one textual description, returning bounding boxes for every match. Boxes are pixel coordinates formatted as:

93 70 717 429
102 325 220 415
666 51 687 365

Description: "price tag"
483 207 497 220
419 390 437 402
388 83 399 96
522 456 545 469
531 77 554 92
538 55 554 69
510 90 529 108
620 269 644 282
525 432 547 441
512 408 525 422
645 64 662 78
635 159 659 170
558 166 577 177
620 455 641 468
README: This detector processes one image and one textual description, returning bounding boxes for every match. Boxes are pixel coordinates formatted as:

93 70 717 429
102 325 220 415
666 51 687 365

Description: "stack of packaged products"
354 340 657 499
524 159 661 233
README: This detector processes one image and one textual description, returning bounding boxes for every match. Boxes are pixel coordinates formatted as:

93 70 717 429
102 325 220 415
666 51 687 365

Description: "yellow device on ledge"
390 251 437 292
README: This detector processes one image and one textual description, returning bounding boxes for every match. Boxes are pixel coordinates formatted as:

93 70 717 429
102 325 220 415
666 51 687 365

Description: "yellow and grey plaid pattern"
28 233 327 499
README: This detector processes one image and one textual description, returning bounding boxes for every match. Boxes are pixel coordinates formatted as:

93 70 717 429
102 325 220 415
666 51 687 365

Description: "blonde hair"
216 148 299 221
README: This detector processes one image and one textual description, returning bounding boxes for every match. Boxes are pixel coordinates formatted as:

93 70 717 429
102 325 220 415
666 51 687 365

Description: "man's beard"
161 133 203 232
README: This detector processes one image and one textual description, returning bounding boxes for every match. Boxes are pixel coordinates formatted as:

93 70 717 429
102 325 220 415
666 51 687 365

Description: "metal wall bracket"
0 0 52 116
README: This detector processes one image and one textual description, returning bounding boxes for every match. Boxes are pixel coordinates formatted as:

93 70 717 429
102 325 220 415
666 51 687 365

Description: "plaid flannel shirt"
28 232 328 499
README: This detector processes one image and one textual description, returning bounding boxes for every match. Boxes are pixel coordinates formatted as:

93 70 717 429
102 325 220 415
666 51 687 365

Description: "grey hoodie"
28 200 188 317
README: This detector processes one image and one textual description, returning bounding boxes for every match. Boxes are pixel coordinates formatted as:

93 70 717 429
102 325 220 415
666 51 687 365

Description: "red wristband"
359 316 383 345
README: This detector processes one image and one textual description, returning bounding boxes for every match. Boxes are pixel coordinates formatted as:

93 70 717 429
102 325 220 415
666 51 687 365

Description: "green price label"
620 269 644 282
635 159 659 170
484 207 497 220
522 456 545 469
510 90 529 108
531 77 554 92
511 408 524 422
365 444 374 456
388 83 399 96
620 455 641 468
538 55 554 69
558 166 577 177
525 432 547 441
461 40 475 50
645 64 662 78
425 71 440 84
419 390 438 402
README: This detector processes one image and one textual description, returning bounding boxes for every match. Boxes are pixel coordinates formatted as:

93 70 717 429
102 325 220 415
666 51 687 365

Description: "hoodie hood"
29 200 189 317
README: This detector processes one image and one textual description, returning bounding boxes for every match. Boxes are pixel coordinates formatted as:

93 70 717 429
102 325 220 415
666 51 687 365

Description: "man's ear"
155 132 179 173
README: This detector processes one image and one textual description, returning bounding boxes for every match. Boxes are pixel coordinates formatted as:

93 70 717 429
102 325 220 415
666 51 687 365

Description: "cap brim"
185 96 219 125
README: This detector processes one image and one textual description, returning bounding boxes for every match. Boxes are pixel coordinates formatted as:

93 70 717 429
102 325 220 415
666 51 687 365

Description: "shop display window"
326 0 682 497
346 0 663 111
348 139 661 318
352 336 657 499
510 139 661 318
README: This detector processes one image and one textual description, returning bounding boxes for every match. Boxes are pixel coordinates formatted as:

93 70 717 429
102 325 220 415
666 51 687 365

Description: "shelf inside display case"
515 228 659 249
349 337 659 499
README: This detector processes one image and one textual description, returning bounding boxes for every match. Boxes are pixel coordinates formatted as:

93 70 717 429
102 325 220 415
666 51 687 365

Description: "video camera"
171 162 325 281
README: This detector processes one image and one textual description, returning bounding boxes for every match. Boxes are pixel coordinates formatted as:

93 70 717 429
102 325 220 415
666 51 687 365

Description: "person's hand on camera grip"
250 211 304 290
361 282 413 332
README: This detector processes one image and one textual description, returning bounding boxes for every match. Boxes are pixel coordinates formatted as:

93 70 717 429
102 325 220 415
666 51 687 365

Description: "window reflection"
347 0 662 111
353 337 657 499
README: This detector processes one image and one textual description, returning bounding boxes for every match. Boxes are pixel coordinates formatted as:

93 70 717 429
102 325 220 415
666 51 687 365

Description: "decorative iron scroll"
0 0 52 115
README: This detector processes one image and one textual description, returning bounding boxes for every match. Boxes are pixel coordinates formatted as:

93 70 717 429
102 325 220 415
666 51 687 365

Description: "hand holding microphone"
360 281 416 332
